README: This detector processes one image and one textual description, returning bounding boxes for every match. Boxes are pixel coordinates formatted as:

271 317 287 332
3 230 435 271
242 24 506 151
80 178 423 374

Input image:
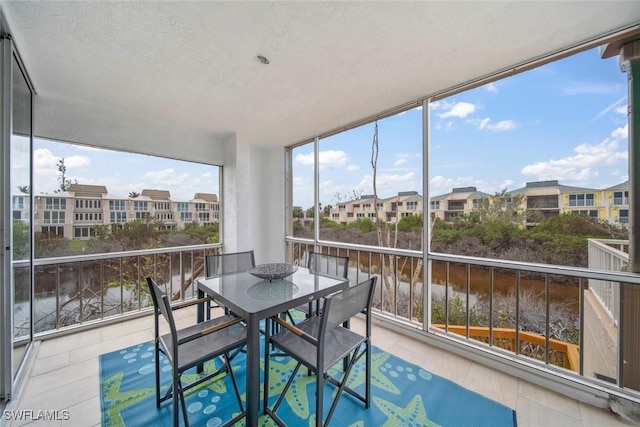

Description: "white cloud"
488 120 516 131
64 155 91 168
615 105 627 115
429 175 482 196
611 123 628 140
202 172 212 178
469 117 515 131
144 168 190 186
484 82 498 93
346 164 360 172
359 172 418 196
31 150 90 193
438 102 476 119
472 117 491 130
393 153 411 167
435 121 454 131
295 150 348 170
521 138 627 183
499 179 515 190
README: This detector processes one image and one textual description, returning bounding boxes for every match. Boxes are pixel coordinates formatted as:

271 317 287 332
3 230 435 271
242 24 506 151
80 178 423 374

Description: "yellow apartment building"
326 180 630 228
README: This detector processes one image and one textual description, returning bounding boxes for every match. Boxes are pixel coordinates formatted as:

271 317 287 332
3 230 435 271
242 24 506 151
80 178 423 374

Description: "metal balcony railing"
12 244 222 338
285 237 640 392
587 239 628 325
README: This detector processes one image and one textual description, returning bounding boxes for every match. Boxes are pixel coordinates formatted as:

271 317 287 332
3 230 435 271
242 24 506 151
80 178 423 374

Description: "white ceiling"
2 1 640 147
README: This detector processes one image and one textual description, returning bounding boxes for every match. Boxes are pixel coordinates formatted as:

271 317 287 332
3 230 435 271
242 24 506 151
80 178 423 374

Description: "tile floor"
5 307 635 427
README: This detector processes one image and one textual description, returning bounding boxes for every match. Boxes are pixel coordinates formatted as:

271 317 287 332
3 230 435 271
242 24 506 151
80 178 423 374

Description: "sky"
12 47 628 209
292 47 629 209
22 140 220 202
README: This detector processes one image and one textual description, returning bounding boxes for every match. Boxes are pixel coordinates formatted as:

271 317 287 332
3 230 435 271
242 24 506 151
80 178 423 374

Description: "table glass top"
197 267 348 316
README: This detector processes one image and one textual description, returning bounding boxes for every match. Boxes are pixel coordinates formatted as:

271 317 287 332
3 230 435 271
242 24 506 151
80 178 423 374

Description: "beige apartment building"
28 184 220 240
326 180 630 227
330 191 424 224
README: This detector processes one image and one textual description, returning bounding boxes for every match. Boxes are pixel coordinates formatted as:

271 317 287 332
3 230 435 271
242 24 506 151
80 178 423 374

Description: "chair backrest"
321 276 376 334
306 251 349 279
147 277 178 338
205 250 256 277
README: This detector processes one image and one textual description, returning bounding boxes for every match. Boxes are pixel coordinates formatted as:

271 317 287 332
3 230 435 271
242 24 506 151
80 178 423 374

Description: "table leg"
197 289 204 373
246 314 260 427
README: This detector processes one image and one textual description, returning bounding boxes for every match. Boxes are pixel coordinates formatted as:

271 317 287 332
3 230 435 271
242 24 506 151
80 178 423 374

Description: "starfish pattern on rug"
102 371 157 427
374 394 440 427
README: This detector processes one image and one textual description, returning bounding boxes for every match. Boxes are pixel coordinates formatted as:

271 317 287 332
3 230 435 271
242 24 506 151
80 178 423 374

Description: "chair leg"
325 347 362 425
365 340 371 408
224 352 244 413
154 343 161 408
316 368 324 427
172 376 180 427
272 362 302 414
178 380 189 427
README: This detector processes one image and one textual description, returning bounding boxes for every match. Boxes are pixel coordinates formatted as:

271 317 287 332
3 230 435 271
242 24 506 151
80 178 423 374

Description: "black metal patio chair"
147 277 247 427
205 250 256 316
263 276 377 427
287 251 349 323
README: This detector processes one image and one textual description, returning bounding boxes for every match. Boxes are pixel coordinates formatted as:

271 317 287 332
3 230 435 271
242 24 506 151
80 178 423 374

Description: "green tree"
18 185 30 194
474 189 525 225
397 214 423 232
55 158 77 192
292 206 304 219
128 191 140 198
12 220 30 260
305 206 315 218
110 217 163 250
348 218 376 233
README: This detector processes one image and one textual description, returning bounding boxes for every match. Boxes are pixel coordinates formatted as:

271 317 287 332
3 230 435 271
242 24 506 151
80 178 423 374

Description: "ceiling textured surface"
1 1 640 146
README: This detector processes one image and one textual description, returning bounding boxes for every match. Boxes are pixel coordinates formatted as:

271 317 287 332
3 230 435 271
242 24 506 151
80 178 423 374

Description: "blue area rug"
100 339 517 427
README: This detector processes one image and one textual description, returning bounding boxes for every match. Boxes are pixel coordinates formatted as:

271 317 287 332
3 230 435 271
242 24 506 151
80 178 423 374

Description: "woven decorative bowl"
248 263 298 281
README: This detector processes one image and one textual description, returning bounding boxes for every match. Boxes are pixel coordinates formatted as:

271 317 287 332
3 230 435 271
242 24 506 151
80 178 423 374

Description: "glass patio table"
197 266 349 427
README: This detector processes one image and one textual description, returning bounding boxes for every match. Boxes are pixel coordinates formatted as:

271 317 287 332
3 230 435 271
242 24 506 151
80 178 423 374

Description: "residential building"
330 191 423 224
329 181 631 227
31 184 220 240
603 181 630 225
430 187 492 221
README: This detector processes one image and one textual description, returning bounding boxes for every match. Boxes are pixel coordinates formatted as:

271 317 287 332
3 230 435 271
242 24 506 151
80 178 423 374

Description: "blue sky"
30 140 220 201
293 47 629 209
17 47 628 209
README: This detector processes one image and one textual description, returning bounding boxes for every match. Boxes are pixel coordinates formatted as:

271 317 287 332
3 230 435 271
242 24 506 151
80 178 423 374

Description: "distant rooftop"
141 189 171 200
526 180 558 188
193 193 218 203
68 184 108 196
453 186 477 193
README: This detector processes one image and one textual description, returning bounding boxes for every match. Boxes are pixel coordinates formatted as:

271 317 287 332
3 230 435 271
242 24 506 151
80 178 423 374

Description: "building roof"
141 189 172 200
431 187 492 200
193 193 218 203
67 184 108 196
605 180 629 191
508 180 603 195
